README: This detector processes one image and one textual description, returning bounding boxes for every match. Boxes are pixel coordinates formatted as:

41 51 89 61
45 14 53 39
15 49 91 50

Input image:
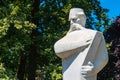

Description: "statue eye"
72 19 77 22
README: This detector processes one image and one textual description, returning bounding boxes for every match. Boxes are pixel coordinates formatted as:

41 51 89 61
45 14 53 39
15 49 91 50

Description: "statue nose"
70 20 74 24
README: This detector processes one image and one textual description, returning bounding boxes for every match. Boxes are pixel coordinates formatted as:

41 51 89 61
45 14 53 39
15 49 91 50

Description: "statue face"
69 15 84 24
68 8 86 27
69 14 86 27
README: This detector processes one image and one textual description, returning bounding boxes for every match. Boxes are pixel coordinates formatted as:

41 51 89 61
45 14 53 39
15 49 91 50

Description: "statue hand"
71 23 81 30
81 61 94 77
68 23 85 33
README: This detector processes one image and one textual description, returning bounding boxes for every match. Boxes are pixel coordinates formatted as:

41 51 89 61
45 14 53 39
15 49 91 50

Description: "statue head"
68 8 86 27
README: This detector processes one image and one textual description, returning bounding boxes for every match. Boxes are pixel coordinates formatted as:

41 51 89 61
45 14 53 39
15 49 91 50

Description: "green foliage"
0 14 36 71
0 63 17 79
0 18 9 38
0 18 36 38
0 0 37 79
36 64 62 80
0 63 8 79
106 43 112 55
51 66 62 80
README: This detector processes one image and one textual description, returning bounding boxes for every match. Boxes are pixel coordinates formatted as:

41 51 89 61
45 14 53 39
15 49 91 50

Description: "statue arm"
54 40 91 59
91 35 108 76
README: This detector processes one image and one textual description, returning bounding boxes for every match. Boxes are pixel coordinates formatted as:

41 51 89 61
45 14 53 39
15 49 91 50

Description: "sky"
100 0 120 19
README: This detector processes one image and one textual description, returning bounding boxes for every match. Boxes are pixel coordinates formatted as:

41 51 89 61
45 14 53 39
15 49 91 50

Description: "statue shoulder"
85 29 103 36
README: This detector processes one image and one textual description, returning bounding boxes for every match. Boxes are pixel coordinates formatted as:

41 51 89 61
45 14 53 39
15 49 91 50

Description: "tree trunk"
17 54 27 80
28 44 38 80
28 0 40 80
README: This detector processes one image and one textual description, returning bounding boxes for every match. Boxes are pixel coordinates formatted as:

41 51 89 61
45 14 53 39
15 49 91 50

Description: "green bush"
0 63 17 80
36 64 62 80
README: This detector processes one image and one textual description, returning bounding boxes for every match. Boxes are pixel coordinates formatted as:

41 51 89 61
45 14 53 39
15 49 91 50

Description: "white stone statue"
54 8 108 80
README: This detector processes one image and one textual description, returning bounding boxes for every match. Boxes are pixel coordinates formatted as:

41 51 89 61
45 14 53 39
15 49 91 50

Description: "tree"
99 16 120 80
0 0 110 79
0 0 36 79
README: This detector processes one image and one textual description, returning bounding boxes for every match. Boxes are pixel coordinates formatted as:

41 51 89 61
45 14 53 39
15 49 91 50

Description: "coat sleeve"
92 34 108 75
82 32 108 76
